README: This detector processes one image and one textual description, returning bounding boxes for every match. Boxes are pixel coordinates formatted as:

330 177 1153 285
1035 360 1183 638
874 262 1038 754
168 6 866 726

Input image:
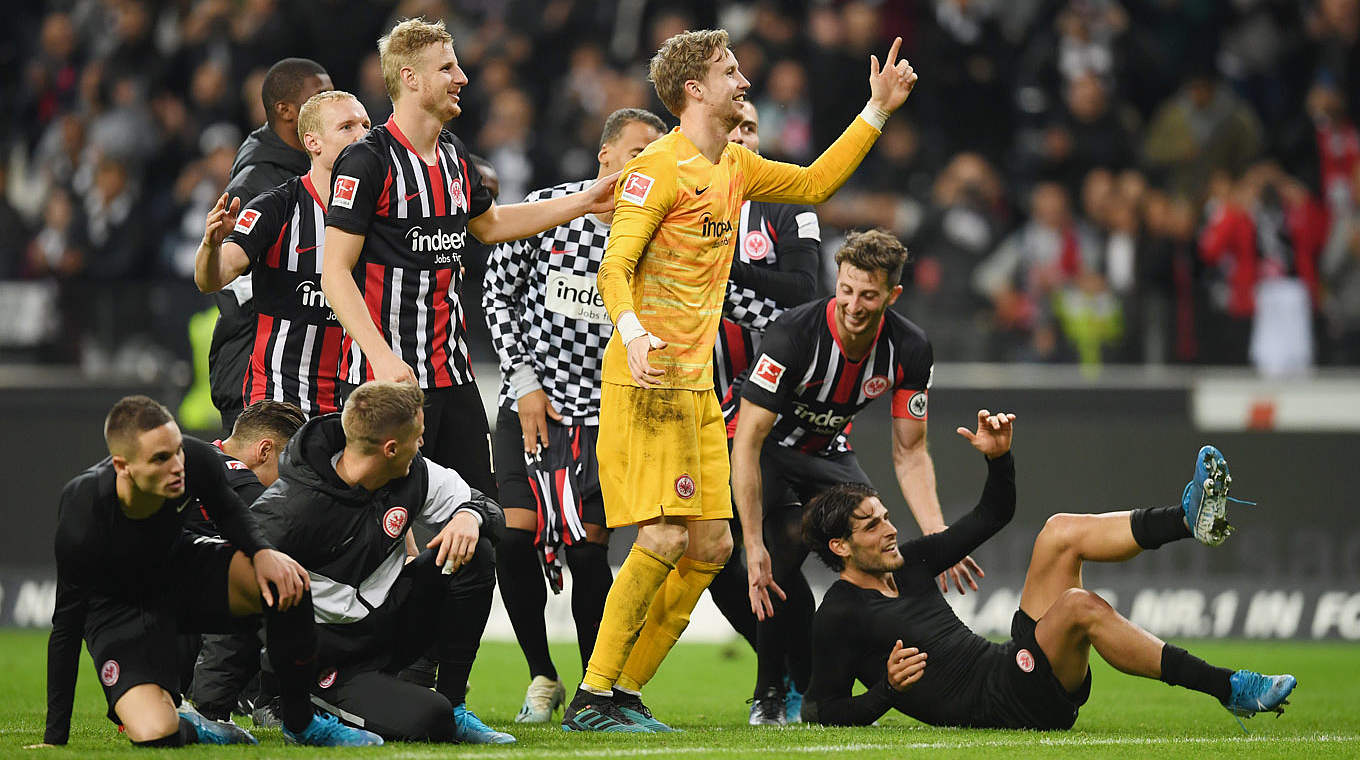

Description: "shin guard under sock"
565 540 612 674
1160 643 1233 703
497 527 557 680
582 545 674 694
263 590 318 733
1130 506 1192 550
616 556 724 692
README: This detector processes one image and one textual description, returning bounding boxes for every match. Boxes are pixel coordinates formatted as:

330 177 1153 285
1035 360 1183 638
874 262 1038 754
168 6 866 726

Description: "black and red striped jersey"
713 200 821 417
739 297 933 456
224 173 345 416
325 116 494 388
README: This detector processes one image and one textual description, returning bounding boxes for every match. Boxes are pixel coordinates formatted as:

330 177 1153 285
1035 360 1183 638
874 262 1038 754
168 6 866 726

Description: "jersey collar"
301 173 326 212
825 298 885 364
386 115 437 166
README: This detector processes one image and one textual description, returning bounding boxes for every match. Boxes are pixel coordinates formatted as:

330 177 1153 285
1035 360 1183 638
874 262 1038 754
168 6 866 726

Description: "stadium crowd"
4 0 1360 372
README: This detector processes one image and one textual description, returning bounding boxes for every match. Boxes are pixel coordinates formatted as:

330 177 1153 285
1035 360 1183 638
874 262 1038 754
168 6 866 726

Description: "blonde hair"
297 90 360 149
378 17 453 101
648 29 730 117
341 381 425 452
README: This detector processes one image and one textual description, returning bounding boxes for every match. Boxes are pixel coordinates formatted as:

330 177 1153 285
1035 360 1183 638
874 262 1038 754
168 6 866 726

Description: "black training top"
802 452 1016 728
43 435 270 744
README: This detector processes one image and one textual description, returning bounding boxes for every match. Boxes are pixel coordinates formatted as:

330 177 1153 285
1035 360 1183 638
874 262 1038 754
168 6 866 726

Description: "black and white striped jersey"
740 298 934 456
713 200 821 416
224 174 345 416
325 116 494 389
483 180 612 425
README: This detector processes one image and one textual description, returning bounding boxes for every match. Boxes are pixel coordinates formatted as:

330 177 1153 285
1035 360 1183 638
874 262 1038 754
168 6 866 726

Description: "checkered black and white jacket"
483 180 612 426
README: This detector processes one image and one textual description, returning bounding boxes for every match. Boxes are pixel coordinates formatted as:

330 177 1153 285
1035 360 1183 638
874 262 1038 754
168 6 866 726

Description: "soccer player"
731 230 980 725
40 396 379 748
211 59 334 432
563 30 919 732
321 18 617 499
703 98 824 721
801 412 1298 729
483 108 667 723
184 401 307 727
249 381 512 743
196 90 371 418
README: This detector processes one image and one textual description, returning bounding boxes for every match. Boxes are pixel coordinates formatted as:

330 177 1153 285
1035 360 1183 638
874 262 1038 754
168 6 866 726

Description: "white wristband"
859 102 889 130
507 365 542 400
616 311 648 346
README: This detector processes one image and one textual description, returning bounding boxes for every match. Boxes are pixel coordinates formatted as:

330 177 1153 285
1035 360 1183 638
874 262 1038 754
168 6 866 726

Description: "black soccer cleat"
561 689 650 733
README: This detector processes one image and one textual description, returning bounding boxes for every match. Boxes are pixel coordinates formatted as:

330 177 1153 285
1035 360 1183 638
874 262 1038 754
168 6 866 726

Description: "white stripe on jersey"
286 203 302 272
816 350 841 403
297 324 317 416
311 198 326 274
414 270 431 387
309 547 406 624
739 200 752 244
389 146 410 219
436 146 459 215
404 150 430 217
388 268 403 355
270 318 290 402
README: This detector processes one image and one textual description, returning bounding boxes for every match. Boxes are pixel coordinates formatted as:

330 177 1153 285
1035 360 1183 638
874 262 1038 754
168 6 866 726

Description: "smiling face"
413 41 468 121
834 262 901 341
114 422 187 500
696 46 750 131
833 496 904 574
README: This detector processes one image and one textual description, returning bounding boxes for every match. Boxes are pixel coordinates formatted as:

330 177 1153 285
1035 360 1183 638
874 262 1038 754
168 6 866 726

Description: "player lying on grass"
38 395 379 748
801 410 1297 730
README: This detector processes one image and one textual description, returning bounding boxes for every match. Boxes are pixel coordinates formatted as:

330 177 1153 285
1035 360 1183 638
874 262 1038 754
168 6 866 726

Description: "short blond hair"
378 17 453 101
649 29 730 117
341 381 425 451
297 90 360 149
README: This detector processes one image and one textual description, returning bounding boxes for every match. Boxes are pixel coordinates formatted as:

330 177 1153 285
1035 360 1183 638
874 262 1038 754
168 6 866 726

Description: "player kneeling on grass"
249 380 513 743
800 411 1297 730
39 396 380 748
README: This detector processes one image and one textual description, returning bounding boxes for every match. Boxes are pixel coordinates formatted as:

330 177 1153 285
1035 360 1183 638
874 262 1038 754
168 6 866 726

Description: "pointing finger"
885 36 902 68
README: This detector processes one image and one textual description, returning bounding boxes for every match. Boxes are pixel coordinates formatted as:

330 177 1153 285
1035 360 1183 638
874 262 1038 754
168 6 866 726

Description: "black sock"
496 528 557 681
783 572 815 692
263 589 318 733
131 716 198 746
1160 644 1233 703
1130 506 1191 550
438 538 497 706
565 540 612 674
707 549 758 652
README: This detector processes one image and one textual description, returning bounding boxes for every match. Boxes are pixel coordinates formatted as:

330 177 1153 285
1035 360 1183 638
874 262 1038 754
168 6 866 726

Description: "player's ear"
829 537 851 561
382 438 400 459
887 283 903 307
684 79 703 102
256 438 273 464
110 455 129 478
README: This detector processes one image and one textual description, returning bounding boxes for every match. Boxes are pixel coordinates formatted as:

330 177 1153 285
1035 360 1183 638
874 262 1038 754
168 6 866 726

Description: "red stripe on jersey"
375 168 393 218
264 222 287 269
831 357 864 404
426 160 447 217
314 326 344 414
765 218 778 243
427 268 454 387
301 173 326 211
800 433 833 454
246 314 275 404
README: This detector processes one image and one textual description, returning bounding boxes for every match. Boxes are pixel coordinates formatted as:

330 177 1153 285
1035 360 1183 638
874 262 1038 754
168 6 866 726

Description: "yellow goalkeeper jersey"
598 117 881 390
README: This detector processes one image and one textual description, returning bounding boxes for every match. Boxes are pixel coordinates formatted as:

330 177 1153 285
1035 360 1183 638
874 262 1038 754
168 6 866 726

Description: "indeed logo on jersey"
700 212 733 241
545 271 609 324
791 401 851 432
296 281 338 321
406 225 466 263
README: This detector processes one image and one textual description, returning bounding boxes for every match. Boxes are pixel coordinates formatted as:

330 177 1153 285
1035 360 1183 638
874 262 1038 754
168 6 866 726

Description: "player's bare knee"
637 521 689 561
1037 513 1084 557
1057 587 1112 629
689 527 733 565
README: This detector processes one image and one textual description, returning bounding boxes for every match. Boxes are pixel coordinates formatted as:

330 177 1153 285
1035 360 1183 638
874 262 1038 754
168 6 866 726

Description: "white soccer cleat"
515 675 566 723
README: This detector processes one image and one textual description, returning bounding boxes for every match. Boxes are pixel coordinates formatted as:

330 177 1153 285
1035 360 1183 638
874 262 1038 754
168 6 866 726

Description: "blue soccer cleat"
282 711 383 746
1182 445 1238 546
561 689 650 732
613 689 678 732
453 703 516 743
1226 670 1296 725
784 676 804 724
177 707 258 745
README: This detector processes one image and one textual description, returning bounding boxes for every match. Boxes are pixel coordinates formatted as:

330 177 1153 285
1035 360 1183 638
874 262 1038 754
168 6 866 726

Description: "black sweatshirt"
802 452 1016 727
44 436 271 744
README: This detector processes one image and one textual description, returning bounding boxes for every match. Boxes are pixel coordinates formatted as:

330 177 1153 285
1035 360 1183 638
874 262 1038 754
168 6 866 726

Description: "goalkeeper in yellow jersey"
562 28 919 732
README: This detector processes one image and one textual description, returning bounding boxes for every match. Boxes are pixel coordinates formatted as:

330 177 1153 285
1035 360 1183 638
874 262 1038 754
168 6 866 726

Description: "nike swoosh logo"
550 247 574 256
695 185 710 196
295 245 318 254
800 380 825 390
404 191 421 201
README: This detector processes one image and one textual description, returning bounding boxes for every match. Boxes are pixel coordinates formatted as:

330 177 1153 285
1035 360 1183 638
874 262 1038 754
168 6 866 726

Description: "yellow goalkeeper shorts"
596 382 733 528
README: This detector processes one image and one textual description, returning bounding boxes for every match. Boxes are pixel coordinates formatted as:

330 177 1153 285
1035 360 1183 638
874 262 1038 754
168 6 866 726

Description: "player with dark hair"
196 90 371 418
564 29 919 732
731 229 979 725
321 18 617 506
484 107 666 723
249 381 511 743
40 396 379 748
210 58 334 433
184 400 307 726
800 411 1298 730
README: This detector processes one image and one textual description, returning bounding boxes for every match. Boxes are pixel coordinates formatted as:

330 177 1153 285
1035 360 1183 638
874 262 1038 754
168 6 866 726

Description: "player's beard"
718 100 744 133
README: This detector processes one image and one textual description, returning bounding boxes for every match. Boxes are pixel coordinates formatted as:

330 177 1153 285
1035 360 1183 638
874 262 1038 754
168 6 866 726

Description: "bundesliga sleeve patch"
620 172 654 205
750 353 786 393
332 175 359 209
233 209 261 234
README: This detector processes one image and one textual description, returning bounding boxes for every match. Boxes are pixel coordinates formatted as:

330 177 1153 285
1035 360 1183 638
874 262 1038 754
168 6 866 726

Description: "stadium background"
1 0 1359 646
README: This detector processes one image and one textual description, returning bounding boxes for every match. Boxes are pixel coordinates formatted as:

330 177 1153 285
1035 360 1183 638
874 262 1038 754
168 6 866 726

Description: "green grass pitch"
2 629 1356 758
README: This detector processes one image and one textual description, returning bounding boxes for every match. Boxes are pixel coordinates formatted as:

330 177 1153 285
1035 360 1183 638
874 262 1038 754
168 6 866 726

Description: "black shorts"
759 442 871 513
981 609 1092 730
84 533 246 723
492 405 605 527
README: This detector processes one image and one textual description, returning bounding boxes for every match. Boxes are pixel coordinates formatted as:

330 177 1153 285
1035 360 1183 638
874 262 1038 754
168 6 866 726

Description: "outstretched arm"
892 417 983 594
468 173 619 244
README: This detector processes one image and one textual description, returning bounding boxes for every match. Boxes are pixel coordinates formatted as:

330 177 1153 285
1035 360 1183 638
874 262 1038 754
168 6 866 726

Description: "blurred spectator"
82 157 143 280
1142 67 1264 199
1322 163 1360 362
915 0 1013 160
1016 74 1139 194
25 187 83 280
478 87 548 203
753 59 813 162
0 166 27 279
